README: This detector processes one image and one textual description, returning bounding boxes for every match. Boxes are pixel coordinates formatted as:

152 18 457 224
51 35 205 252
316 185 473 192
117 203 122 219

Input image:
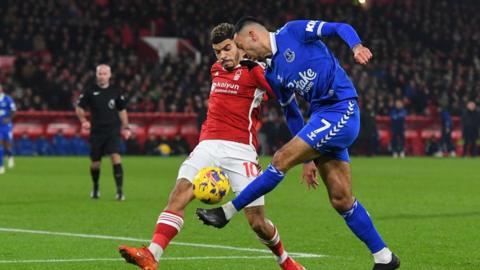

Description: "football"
192 166 230 204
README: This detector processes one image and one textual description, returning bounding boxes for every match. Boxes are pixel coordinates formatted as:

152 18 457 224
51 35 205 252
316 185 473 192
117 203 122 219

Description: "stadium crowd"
1 0 479 155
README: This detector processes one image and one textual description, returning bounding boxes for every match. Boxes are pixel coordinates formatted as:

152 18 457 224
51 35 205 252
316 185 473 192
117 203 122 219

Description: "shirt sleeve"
286 20 362 49
77 91 90 109
270 85 304 136
250 64 276 98
115 92 127 111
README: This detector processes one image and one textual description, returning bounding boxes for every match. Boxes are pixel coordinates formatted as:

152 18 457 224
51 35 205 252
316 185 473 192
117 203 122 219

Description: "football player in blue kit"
197 17 400 270
0 84 16 174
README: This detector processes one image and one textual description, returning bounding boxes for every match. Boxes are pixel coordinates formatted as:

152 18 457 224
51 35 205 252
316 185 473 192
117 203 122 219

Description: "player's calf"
148 179 193 261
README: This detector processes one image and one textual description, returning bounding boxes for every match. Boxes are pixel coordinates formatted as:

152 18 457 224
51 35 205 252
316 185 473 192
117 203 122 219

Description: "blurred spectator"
125 133 141 155
15 133 35 156
462 101 480 157
51 130 70 155
390 99 407 158
258 110 291 155
425 136 440 157
439 105 456 157
144 134 160 155
170 134 189 155
0 0 478 118
2 0 480 158
35 135 52 155
354 103 379 156
70 134 90 155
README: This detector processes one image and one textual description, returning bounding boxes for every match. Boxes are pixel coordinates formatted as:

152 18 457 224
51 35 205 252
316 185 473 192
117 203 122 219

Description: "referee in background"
76 64 131 201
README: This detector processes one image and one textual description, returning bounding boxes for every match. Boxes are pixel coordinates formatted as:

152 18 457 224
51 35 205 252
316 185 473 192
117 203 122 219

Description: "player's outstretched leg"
315 157 400 270
244 206 306 270
119 179 194 269
196 138 318 228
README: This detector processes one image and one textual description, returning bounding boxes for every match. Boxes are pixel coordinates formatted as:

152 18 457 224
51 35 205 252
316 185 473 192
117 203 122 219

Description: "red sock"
257 221 288 264
151 211 184 250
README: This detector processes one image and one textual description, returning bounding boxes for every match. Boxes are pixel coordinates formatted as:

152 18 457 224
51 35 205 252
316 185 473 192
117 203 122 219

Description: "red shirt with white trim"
199 61 274 150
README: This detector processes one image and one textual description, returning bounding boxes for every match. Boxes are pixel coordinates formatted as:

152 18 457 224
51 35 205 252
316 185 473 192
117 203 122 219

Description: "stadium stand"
1 0 479 155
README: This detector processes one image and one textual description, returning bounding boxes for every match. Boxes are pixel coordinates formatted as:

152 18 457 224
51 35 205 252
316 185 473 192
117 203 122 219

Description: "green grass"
0 157 479 270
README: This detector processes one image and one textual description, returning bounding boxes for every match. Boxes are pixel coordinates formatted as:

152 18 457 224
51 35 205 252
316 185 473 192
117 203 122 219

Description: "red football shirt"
199 61 274 150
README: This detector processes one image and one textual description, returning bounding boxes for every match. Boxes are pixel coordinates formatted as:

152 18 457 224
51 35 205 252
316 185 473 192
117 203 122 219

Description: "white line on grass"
0 255 324 264
0 227 326 258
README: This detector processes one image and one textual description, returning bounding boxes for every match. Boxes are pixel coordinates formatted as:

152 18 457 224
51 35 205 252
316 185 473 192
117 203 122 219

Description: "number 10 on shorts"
243 162 261 178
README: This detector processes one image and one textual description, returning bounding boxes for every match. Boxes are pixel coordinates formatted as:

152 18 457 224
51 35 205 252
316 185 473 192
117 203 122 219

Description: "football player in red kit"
118 23 308 270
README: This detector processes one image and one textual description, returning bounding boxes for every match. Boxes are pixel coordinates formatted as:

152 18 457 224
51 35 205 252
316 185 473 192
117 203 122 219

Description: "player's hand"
301 161 319 190
121 127 132 140
353 44 373 65
81 121 91 131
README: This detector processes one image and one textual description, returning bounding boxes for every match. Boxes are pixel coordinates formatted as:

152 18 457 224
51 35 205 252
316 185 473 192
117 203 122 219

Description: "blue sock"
341 199 386 253
232 164 285 210
0 146 4 167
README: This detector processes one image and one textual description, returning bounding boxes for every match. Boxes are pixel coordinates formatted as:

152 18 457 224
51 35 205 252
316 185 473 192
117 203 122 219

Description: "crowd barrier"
13 112 463 156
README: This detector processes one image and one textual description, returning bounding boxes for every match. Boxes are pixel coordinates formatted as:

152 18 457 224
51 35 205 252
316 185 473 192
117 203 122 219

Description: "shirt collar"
266 32 277 67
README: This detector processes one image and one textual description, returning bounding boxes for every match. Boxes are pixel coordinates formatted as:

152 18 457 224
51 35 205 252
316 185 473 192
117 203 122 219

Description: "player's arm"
279 93 304 136
241 60 276 98
75 93 90 130
319 22 372 65
288 20 372 65
116 93 131 139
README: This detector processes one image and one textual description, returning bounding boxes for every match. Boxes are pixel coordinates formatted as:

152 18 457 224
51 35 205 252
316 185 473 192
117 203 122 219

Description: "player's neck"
97 83 109 89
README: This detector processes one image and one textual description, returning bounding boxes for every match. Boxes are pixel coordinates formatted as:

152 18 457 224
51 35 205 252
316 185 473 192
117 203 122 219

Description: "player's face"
234 32 263 61
395 100 403 109
212 39 240 71
96 66 111 86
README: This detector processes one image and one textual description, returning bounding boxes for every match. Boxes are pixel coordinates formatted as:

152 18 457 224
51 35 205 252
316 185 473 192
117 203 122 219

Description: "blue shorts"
297 100 360 162
0 124 13 143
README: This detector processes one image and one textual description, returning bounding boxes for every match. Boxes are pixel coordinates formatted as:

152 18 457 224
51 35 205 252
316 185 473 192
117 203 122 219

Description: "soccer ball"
192 167 230 204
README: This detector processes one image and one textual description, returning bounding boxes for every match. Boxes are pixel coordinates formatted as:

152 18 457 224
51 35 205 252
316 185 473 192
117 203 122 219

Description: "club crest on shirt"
284 48 295 63
108 99 115 109
233 69 242 81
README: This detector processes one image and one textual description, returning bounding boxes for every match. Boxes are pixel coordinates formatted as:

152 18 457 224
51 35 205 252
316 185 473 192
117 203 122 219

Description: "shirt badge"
284 48 295 63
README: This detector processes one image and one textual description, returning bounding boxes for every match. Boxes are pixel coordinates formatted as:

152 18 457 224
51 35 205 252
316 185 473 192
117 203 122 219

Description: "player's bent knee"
246 214 267 233
272 148 294 172
330 195 354 212
165 179 194 212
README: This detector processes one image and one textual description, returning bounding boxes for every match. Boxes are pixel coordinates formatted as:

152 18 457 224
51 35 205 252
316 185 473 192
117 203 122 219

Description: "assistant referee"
76 64 131 201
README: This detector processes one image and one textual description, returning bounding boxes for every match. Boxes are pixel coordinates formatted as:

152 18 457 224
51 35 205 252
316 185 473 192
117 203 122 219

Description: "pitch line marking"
0 227 326 258
0 255 325 264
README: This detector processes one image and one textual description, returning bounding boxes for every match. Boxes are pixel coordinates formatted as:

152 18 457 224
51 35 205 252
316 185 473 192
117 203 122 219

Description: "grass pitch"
0 156 479 270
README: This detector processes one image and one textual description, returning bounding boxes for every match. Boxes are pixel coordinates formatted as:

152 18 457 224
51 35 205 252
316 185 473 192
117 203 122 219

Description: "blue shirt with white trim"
265 20 362 135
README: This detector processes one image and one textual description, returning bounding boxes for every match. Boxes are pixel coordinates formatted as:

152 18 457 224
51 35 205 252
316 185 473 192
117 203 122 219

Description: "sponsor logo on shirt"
211 81 240 94
284 48 295 63
286 69 317 94
305 20 316 32
93 92 100 95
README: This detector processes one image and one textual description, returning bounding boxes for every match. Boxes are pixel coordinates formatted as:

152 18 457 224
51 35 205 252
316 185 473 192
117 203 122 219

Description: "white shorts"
177 140 264 207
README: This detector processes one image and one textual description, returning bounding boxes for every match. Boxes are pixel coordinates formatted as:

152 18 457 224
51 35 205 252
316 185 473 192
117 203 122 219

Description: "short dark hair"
210 23 235 44
235 16 264 33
